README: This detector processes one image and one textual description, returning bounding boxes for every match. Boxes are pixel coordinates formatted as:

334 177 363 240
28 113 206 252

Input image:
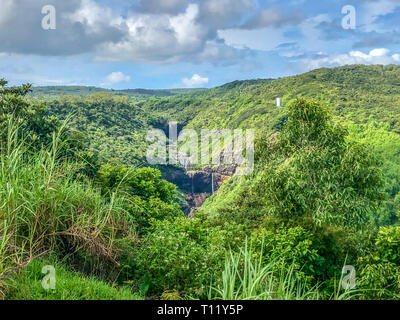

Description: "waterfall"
211 172 214 194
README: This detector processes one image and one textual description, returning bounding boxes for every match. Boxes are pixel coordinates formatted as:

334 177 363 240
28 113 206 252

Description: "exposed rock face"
162 166 192 193
163 165 236 215
186 193 210 216
184 166 236 215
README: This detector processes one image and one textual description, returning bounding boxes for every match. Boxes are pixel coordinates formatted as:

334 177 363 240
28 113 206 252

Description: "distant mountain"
30 85 205 100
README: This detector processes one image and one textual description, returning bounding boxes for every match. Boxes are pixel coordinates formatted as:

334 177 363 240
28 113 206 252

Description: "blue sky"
1 0 400 89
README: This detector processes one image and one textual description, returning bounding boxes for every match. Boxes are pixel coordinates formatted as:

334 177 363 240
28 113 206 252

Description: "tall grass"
208 240 371 300
0 118 136 297
210 241 274 300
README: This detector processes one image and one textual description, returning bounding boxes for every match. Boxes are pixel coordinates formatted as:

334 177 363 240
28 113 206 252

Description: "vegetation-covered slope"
31 65 400 170
2 64 400 300
43 94 151 166
140 64 400 133
196 98 400 299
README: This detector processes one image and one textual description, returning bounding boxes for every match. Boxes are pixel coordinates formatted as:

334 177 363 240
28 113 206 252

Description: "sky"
1 0 400 89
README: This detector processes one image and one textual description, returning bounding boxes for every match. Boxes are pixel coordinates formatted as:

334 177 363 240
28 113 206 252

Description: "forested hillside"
43 94 150 166
140 64 400 133
33 65 400 169
1 65 400 300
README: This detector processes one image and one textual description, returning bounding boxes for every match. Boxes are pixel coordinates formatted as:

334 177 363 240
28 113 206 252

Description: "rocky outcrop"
162 164 236 214
183 166 236 215
186 193 211 217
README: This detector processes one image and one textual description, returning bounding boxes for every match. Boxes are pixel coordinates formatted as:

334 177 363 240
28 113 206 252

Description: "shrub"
97 164 177 204
134 217 226 297
358 226 400 299
96 164 183 232
250 226 319 283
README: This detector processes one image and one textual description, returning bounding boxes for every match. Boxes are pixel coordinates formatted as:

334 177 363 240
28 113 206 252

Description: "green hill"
37 64 400 180
140 64 400 133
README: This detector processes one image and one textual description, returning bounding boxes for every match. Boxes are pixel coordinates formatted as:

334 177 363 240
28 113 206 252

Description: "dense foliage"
1 64 400 300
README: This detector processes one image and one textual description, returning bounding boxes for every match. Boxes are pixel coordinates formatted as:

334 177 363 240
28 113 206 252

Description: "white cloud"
362 0 400 26
90 1 254 64
369 48 390 57
66 0 125 32
181 74 209 87
0 0 127 56
97 4 208 63
306 48 400 70
101 72 131 86
0 0 253 65
169 4 204 47
218 14 330 53
393 53 400 62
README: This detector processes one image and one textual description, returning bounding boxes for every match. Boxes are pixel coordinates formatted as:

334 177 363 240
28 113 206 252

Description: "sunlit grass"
209 241 361 300
0 117 136 298
5 258 142 300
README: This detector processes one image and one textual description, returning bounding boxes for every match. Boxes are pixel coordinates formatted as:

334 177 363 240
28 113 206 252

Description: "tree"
96 164 182 230
0 79 59 149
249 98 385 228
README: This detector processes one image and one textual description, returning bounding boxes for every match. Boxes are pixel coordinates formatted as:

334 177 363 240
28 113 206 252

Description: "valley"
2 64 400 300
